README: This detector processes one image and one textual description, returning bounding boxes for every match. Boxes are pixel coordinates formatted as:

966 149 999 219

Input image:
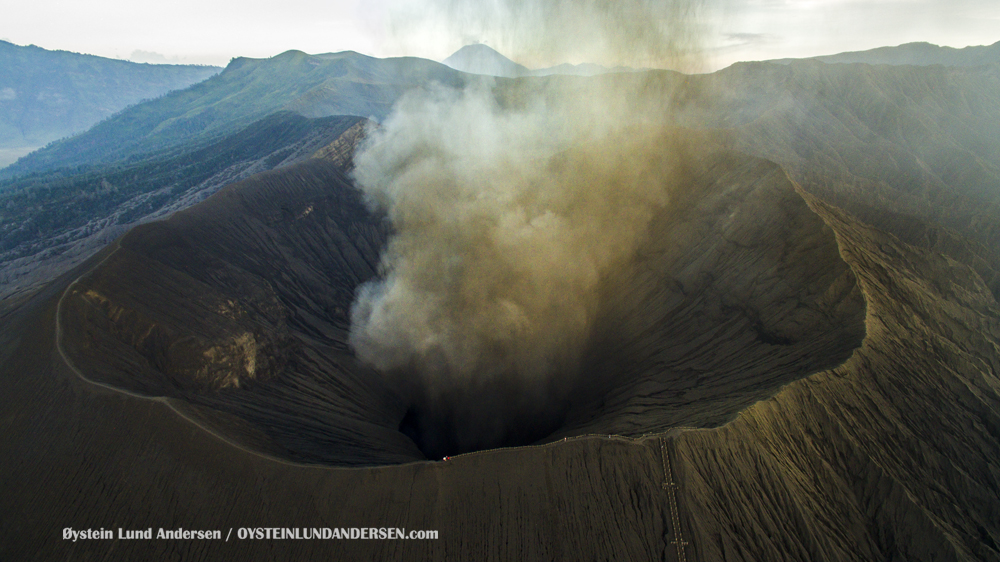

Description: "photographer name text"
63 527 438 541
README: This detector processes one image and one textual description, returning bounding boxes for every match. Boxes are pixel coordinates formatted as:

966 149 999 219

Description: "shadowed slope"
59 159 417 465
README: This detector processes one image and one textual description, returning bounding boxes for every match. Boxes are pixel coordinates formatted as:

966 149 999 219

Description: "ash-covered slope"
676 60 1000 306
3 135 996 560
676 193 1000 561
683 61 1000 239
54 138 864 465
59 158 412 465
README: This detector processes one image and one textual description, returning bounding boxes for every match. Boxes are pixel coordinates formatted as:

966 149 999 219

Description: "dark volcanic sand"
2 139 999 559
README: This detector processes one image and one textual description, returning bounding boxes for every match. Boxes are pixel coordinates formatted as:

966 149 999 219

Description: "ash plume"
350 82 680 382
349 0 708 452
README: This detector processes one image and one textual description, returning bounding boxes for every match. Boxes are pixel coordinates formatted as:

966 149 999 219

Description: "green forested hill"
2 49 468 178
0 41 219 154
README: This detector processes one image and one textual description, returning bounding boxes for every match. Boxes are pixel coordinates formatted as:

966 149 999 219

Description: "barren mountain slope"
676 61 1000 298
2 132 997 559
676 191 1000 561
52 139 863 465
1 60 999 561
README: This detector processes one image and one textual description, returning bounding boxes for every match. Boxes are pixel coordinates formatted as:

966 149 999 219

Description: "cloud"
128 50 178 64
725 32 772 44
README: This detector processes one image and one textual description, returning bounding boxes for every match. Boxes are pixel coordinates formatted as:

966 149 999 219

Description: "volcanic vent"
58 143 865 466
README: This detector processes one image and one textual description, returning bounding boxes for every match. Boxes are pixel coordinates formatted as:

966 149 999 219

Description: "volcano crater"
59 148 865 466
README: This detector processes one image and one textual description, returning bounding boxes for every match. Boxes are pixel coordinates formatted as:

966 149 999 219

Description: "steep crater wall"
59 148 865 466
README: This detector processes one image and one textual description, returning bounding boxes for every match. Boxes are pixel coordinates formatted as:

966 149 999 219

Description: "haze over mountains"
771 40 1000 66
0 41 219 167
444 40 1000 78
442 43 639 77
0 49 468 178
1 38 1000 560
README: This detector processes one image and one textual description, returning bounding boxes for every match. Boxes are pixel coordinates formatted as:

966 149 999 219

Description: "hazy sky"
0 0 995 70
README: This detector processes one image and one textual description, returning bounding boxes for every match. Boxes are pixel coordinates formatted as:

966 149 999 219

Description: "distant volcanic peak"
59 139 865 465
441 44 629 78
442 44 530 77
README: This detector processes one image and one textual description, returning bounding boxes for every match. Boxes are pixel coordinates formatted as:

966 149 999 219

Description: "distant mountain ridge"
442 44 640 77
0 112 366 300
5 45 639 179
0 41 219 158
771 40 1000 67
1 49 469 179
